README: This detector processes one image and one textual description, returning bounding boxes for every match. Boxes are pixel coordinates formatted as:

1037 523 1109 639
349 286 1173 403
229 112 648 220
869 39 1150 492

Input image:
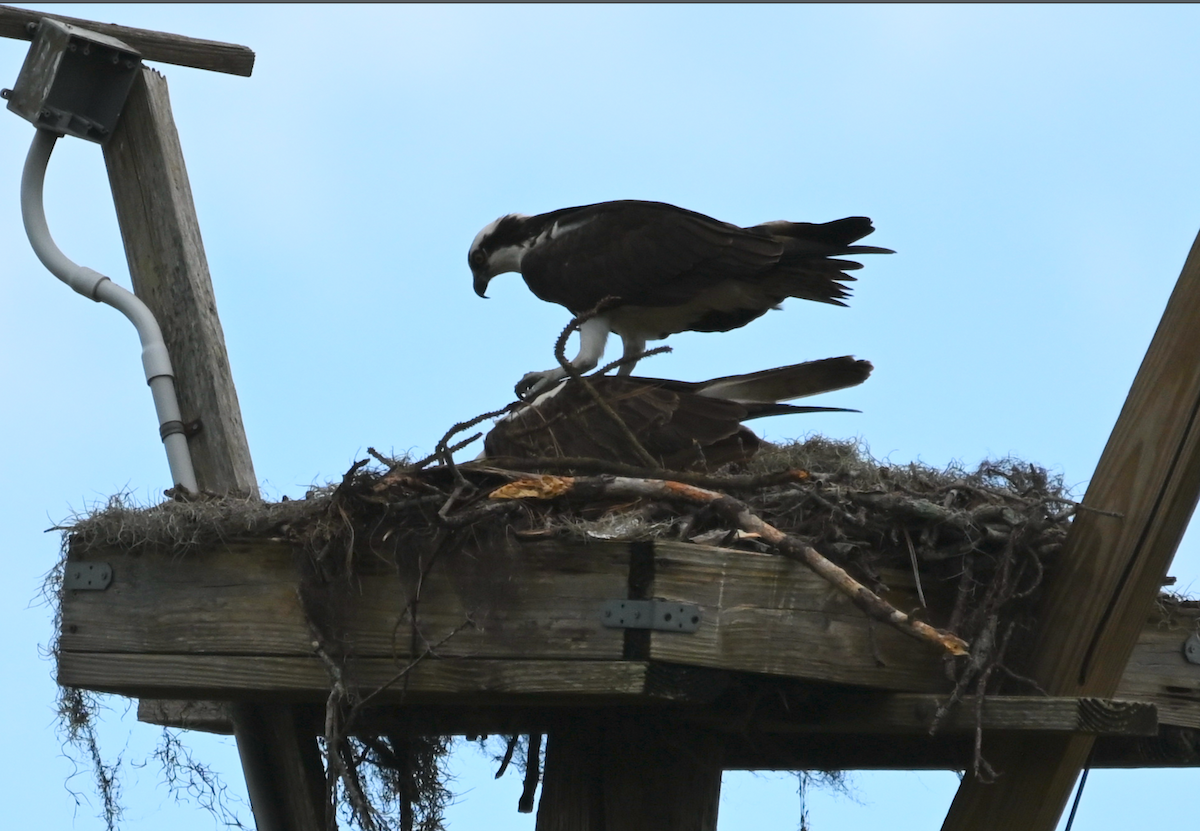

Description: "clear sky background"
2 4 1199 830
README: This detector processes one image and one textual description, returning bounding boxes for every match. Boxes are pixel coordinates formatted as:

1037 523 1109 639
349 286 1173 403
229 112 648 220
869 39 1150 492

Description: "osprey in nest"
484 356 872 470
468 200 890 397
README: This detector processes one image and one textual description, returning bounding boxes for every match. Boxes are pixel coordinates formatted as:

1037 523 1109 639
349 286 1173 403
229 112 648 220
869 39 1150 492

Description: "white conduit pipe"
21 128 198 494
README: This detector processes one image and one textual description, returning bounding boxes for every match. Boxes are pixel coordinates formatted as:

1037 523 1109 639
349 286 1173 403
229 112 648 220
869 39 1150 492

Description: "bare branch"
472 456 810 491
494 736 519 780
592 344 672 376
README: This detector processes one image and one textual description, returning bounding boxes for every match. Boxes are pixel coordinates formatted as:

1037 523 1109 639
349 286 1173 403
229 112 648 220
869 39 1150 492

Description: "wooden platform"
57 535 1200 769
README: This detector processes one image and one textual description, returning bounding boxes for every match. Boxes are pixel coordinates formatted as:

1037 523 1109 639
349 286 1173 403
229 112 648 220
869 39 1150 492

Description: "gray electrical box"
4 17 141 143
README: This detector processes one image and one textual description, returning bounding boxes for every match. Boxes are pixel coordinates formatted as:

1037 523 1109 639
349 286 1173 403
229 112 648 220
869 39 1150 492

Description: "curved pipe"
21 128 198 494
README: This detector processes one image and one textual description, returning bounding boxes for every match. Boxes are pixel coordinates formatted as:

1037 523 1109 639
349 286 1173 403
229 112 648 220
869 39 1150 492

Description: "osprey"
484 356 872 470
468 200 890 397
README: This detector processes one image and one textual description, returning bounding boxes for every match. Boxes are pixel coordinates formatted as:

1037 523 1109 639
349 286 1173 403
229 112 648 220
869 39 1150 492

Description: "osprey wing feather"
519 202 779 311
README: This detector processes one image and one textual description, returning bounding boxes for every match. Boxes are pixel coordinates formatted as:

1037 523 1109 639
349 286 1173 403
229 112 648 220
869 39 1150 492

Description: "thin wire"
1063 749 1095 831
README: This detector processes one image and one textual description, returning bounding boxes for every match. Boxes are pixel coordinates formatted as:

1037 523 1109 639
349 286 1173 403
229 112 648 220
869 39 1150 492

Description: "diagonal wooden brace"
942 226 1200 829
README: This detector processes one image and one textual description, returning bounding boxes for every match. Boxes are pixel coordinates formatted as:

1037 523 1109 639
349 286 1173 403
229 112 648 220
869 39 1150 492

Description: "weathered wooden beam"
536 715 723 831
138 698 234 734
130 638 1200 738
60 540 629 662
734 695 1158 737
1091 725 1200 768
646 542 948 688
90 661 1165 739
942 229 1200 829
102 68 257 494
61 655 659 702
134 691 1164 742
0 4 254 76
62 537 1200 728
1114 605 1200 729
722 726 1200 771
128 697 1197 773
60 538 947 689
233 704 326 831
99 66 314 831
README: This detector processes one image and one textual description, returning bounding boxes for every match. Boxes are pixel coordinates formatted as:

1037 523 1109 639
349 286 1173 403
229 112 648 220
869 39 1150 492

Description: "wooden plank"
59 654 654 701
60 540 629 660
130 700 1199 772
1115 611 1200 729
722 727 1200 771
63 536 1200 728
129 686 1167 742
120 624 1200 736
1091 726 1200 768
0 4 254 76
125 692 1198 772
102 67 257 494
647 541 948 692
735 695 1157 736
942 230 1200 829
536 715 722 831
138 698 234 734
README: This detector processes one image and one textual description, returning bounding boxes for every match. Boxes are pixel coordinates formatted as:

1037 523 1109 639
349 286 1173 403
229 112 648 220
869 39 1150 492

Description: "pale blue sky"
2 4 1199 829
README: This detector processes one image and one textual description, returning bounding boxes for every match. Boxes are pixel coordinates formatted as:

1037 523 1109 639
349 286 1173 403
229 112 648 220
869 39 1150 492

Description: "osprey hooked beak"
473 271 491 298
469 242 493 298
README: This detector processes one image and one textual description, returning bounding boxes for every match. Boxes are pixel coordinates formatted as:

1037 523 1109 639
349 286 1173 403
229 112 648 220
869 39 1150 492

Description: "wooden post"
102 66 322 831
941 228 1200 830
101 68 256 496
536 715 723 831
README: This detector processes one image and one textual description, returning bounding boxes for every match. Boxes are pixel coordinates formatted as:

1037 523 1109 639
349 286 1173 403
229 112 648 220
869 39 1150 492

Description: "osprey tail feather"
695 356 874 404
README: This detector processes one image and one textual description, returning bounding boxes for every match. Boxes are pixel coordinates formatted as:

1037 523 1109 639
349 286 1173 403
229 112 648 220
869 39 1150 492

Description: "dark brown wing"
482 361 869 470
483 376 752 469
519 201 783 313
642 389 761 469
484 379 669 462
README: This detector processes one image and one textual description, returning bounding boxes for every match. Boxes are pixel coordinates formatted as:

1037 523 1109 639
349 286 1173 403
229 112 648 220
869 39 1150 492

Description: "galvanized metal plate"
63 562 112 591
1185 633 1200 666
601 599 701 633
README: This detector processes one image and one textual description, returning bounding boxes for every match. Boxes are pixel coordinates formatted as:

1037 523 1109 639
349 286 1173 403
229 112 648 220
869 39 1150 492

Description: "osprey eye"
470 249 487 267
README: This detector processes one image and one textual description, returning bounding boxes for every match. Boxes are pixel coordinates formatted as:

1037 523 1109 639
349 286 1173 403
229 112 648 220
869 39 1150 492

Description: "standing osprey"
468 200 890 397
484 356 873 470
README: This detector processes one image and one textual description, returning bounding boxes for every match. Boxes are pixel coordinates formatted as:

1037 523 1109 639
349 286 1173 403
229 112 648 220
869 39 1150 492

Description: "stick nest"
61 435 1086 817
66 435 1078 692
67 436 1073 591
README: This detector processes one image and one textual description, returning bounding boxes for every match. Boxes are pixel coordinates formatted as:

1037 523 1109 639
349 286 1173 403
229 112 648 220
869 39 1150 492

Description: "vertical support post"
102 66 322 831
536 714 723 831
100 68 255 495
941 227 1200 829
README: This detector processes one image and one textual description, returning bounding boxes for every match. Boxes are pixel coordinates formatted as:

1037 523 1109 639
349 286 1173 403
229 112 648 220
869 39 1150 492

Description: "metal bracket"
601 599 701 633
5 18 142 143
63 562 112 591
1185 633 1200 666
